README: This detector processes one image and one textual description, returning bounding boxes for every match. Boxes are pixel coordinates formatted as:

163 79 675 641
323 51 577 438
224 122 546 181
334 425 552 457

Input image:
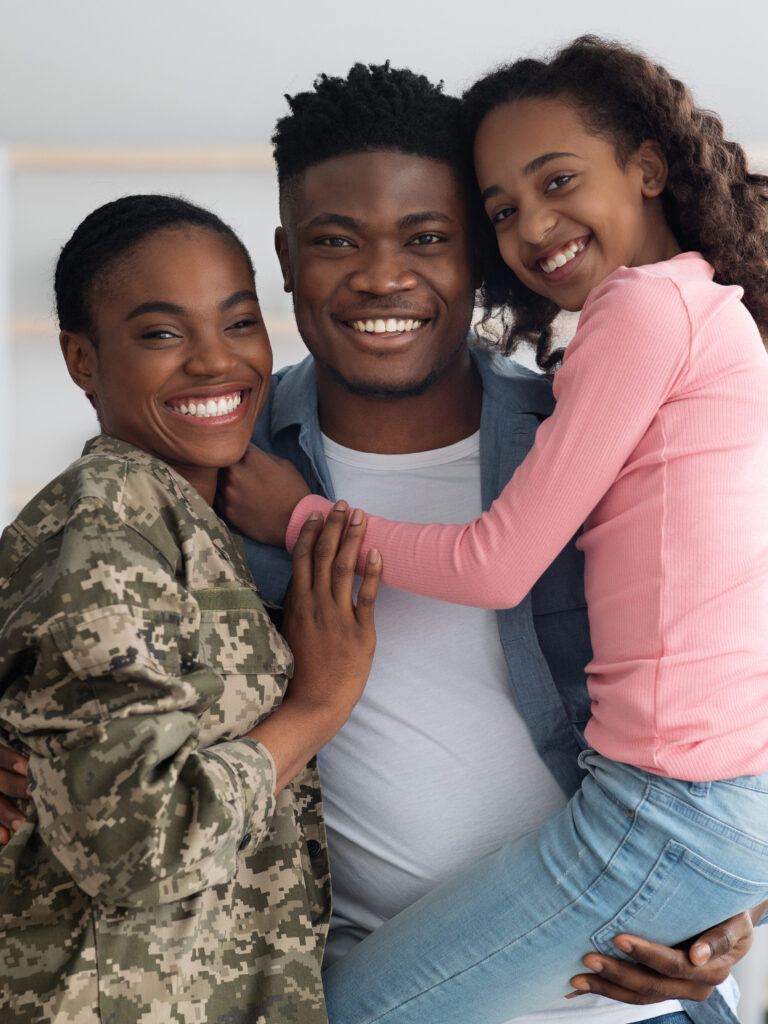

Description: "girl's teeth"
540 241 586 274
170 393 242 418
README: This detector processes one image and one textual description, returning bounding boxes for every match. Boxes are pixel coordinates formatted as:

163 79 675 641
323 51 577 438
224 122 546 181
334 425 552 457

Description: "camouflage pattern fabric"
0 435 330 1023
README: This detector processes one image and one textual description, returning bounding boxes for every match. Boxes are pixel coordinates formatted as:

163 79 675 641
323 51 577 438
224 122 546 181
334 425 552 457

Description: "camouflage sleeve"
0 498 278 908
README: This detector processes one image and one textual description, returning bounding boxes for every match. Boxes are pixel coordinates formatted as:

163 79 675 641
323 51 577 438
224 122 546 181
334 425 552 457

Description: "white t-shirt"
319 431 685 1023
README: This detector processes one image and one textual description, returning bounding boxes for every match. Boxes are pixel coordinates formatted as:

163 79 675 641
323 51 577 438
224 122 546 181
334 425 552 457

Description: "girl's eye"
491 207 516 225
545 174 574 192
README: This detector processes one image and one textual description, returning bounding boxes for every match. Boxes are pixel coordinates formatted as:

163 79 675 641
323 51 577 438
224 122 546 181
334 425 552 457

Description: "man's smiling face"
276 150 477 398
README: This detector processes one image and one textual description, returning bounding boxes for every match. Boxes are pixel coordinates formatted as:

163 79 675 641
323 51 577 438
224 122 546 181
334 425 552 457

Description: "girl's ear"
637 140 669 198
60 331 98 393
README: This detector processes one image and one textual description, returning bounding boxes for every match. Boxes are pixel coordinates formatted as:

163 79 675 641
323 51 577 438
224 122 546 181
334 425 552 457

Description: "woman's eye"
545 174 573 192
491 207 516 224
227 317 261 331
141 328 179 341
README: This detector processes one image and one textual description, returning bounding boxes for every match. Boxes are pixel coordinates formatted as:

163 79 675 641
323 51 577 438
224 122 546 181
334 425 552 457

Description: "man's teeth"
349 318 426 334
539 240 585 274
170 392 242 418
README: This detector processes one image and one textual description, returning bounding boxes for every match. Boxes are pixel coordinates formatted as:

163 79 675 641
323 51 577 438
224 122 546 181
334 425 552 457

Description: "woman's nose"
184 333 240 377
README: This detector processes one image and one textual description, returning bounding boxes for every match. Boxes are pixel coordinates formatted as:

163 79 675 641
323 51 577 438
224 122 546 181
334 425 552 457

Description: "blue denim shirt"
240 347 740 1024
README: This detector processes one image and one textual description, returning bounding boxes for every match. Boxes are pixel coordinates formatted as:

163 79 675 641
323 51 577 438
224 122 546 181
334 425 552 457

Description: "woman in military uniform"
0 195 381 1024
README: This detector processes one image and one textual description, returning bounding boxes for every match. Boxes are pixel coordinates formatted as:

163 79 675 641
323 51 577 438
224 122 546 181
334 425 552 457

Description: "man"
220 64 763 1024
0 63 760 1024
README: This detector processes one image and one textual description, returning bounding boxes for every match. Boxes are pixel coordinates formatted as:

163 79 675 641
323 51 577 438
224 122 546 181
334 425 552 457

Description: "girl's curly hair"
463 36 768 373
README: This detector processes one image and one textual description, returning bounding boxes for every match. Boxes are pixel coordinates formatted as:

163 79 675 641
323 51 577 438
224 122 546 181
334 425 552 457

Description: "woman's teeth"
349 318 426 333
539 240 585 274
169 392 242 418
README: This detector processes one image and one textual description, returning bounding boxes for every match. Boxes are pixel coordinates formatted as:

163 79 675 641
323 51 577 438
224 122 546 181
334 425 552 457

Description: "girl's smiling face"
61 226 272 503
474 96 680 311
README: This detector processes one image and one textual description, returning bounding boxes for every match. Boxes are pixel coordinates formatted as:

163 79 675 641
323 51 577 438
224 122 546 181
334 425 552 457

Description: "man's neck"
315 351 483 455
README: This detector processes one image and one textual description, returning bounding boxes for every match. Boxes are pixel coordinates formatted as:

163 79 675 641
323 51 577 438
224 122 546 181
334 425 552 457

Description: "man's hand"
0 744 30 844
217 445 311 547
568 905 767 1003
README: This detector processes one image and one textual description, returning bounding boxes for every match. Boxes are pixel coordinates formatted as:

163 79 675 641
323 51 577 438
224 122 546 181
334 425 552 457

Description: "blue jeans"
323 752 768 1023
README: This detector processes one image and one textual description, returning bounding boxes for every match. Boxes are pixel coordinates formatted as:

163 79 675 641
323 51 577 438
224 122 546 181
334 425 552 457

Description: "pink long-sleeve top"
288 254 768 780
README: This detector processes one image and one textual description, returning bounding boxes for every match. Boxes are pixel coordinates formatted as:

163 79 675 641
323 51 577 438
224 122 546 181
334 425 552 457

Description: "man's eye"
410 233 443 245
491 207 516 224
318 237 353 248
545 174 574 192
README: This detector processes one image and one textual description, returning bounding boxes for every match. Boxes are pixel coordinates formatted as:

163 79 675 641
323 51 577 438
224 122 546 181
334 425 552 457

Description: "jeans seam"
647 782 768 853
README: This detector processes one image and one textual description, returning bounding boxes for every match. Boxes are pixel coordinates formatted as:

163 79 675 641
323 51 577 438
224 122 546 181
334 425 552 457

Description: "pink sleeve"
287 270 692 608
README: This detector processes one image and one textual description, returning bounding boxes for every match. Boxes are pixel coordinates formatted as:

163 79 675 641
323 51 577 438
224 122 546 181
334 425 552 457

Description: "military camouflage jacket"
0 436 330 1024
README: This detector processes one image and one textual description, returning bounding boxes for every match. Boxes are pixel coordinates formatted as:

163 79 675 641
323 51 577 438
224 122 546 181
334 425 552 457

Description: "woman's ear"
60 331 98 393
637 140 669 198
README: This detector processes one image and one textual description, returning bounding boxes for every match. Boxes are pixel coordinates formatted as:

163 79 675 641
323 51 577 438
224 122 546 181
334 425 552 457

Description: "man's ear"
275 227 293 293
60 331 98 393
637 140 668 198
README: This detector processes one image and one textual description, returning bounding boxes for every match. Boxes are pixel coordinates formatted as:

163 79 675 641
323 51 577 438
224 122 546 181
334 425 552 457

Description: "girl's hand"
247 501 381 793
218 445 311 547
0 744 30 844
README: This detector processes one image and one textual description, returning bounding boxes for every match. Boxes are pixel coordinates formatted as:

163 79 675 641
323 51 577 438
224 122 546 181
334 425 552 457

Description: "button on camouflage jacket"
0 436 330 1024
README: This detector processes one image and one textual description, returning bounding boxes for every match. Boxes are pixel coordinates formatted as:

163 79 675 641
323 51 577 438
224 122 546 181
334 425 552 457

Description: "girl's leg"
323 753 768 1024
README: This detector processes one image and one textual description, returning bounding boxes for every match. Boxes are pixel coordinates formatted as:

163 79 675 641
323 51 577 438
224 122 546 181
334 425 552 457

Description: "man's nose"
348 247 419 294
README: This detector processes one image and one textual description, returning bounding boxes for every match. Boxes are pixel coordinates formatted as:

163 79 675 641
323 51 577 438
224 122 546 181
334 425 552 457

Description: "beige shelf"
10 145 273 171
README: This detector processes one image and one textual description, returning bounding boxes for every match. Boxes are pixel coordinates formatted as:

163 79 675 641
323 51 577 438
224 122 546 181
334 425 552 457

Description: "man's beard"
319 359 443 399
313 331 468 400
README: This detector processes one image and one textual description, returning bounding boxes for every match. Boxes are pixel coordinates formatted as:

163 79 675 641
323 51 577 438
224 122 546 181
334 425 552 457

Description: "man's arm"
0 744 28 842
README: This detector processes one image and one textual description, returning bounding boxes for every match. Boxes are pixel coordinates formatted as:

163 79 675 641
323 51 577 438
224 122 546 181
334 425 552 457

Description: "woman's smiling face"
62 225 272 502
474 96 678 311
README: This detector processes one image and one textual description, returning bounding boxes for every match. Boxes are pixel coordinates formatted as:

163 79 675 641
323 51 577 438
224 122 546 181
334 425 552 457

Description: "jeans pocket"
591 839 768 957
718 770 768 795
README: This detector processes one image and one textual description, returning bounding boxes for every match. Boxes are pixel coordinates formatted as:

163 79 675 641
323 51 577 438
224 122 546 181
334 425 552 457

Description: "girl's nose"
518 203 557 245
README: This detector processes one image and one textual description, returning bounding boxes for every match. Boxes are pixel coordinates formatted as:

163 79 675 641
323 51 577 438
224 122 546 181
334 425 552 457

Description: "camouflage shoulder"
0 438 187 588
87 437 245 578
0 442 127 573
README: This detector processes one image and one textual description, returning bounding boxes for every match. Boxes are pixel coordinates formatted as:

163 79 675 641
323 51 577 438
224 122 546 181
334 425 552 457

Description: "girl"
260 37 768 1023
0 195 381 1024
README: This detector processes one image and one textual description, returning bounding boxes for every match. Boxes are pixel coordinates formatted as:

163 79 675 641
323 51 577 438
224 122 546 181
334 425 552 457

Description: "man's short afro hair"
272 62 472 185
